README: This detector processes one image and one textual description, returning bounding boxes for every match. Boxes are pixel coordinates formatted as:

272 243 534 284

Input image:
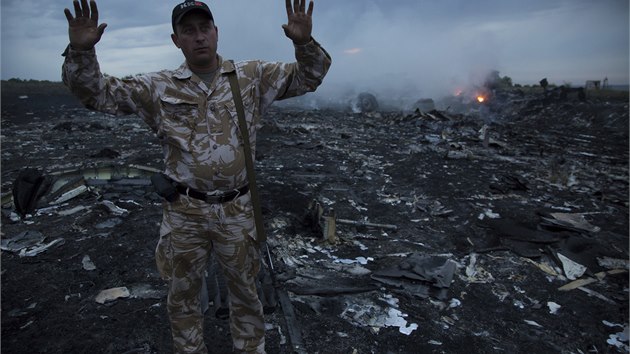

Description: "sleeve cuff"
293 37 315 48
61 44 96 57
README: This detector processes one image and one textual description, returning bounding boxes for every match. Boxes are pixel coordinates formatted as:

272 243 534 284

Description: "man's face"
171 11 218 71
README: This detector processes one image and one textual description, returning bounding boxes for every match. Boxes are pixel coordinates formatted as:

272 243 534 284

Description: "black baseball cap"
172 1 214 32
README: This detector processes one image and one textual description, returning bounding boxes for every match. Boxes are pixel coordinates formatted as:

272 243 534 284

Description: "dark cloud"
1 0 627 93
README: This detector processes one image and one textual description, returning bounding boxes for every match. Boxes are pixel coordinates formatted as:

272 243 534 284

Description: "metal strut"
264 244 307 354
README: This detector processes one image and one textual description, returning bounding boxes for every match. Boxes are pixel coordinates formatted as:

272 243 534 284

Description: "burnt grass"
1 80 629 354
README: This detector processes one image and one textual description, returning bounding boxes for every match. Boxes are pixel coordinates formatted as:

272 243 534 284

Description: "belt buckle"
215 188 240 204
205 194 220 204
195 186 244 204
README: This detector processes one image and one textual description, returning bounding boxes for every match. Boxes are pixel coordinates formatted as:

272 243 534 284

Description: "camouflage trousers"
156 192 265 353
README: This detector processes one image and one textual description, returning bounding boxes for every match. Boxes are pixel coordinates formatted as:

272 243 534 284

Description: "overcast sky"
1 0 628 100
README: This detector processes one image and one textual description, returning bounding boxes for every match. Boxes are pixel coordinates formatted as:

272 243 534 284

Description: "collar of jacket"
172 55 236 80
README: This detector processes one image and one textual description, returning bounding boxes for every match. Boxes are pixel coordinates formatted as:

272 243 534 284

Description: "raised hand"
64 0 107 50
282 0 313 45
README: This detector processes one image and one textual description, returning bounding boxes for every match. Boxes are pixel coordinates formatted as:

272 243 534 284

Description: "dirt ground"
1 80 628 354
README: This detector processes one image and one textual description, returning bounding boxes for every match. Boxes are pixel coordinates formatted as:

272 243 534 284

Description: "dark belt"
176 184 249 204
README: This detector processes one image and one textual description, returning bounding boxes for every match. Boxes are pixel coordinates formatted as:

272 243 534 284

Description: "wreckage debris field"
1 81 629 353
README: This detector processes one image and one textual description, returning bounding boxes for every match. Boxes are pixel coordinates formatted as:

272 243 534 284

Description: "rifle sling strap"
227 64 267 243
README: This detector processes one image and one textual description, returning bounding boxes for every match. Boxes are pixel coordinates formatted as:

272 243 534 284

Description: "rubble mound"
355 92 379 112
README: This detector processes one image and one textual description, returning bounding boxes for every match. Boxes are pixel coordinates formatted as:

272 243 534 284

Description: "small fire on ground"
453 87 489 104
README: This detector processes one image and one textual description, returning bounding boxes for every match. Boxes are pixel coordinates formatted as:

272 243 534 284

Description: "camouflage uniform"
62 39 331 353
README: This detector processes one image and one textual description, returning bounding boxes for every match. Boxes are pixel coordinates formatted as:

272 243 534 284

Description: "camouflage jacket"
62 39 331 194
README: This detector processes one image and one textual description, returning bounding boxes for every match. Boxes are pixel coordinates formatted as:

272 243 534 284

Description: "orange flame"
477 95 485 103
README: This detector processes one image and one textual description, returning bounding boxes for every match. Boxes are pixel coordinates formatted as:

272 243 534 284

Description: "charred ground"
1 80 628 353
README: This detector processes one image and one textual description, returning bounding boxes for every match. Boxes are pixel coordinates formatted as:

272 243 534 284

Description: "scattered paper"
524 320 543 328
547 302 561 314
95 287 130 304
82 255 96 271
557 253 587 280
